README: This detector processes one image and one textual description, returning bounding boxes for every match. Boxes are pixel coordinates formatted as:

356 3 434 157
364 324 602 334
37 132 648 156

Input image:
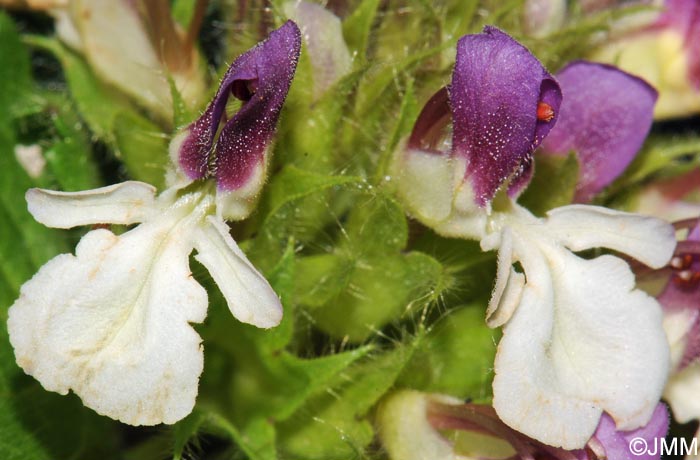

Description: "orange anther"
537 102 555 122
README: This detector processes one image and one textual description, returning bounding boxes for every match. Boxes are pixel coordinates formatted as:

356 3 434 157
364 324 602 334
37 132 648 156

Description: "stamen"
536 102 555 122
670 254 694 270
672 267 700 287
666 220 700 287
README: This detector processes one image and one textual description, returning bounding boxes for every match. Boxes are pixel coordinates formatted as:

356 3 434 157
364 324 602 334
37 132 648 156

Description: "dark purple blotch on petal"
540 61 657 203
450 26 561 206
178 21 301 190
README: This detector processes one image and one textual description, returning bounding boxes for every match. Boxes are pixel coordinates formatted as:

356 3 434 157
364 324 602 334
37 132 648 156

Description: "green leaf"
0 203 36 305
443 0 480 38
355 43 448 118
24 36 130 140
113 111 169 189
0 276 14 318
261 167 363 219
172 0 199 29
374 78 418 183
237 417 278 460
279 66 366 173
342 190 404 243
342 194 407 256
269 349 375 421
277 339 421 460
43 96 101 191
0 10 66 313
170 76 198 129
338 43 448 177
248 166 363 270
398 305 499 401
0 125 68 297
294 253 354 308
0 12 35 122
221 343 373 425
204 412 277 460
25 36 170 186
342 0 381 63
520 153 579 216
172 411 206 460
201 274 373 425
200 342 371 458
303 194 444 342
311 251 442 342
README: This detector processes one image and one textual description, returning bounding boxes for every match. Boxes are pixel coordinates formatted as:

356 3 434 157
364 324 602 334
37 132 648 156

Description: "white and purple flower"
377 390 670 460
590 0 700 119
7 21 301 426
393 26 676 449
660 220 700 443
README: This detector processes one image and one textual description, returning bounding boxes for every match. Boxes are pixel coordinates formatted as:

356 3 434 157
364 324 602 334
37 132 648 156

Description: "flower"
539 61 657 202
634 169 700 222
629 173 700 458
50 0 208 121
585 405 670 460
170 18 302 219
659 220 700 435
589 0 700 119
483 204 673 449
376 390 670 460
393 26 562 239
392 26 676 449
7 21 301 426
283 0 352 97
626 171 700 432
522 0 566 38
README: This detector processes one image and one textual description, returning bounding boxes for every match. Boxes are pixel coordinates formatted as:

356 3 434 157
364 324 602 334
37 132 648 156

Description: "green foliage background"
0 1 698 459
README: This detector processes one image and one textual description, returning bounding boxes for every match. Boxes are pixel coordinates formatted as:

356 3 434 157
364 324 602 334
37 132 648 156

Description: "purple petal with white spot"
177 21 301 190
541 61 657 203
589 404 669 460
450 26 561 206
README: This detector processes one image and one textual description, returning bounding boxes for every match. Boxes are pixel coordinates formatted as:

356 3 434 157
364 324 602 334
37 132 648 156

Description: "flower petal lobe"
26 181 156 229
193 216 283 328
7 219 207 425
